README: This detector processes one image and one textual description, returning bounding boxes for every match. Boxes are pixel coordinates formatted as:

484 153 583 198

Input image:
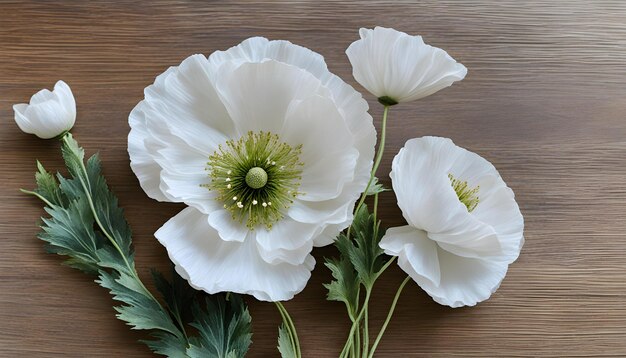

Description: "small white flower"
128 37 376 301
13 80 76 139
346 27 467 105
380 136 524 307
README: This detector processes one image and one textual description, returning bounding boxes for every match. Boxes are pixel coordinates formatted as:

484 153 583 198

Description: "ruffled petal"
214 60 328 135
380 226 441 287
128 101 170 201
281 95 357 201
391 137 470 233
471 176 524 263
416 247 508 308
143 55 236 154
155 207 315 302
254 217 320 265
207 209 248 243
208 37 328 79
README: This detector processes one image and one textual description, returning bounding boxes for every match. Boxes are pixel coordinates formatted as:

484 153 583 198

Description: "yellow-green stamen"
203 131 303 230
448 173 480 212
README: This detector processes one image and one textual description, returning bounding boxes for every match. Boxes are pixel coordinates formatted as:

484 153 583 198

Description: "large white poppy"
128 37 376 301
346 27 467 105
380 136 524 307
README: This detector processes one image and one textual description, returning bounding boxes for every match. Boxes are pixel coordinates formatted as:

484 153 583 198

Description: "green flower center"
448 173 480 213
245 167 268 189
203 131 303 230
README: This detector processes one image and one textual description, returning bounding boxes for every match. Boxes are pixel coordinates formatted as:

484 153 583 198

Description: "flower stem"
368 275 411 358
348 105 390 241
275 301 301 358
341 105 391 357
339 256 396 358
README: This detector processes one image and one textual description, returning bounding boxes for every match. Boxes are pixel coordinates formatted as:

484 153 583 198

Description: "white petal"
23 100 70 139
312 217 352 247
417 247 508 307
208 37 328 79
13 103 36 134
52 80 76 124
281 95 357 201
155 207 315 301
288 190 353 225
29 87 57 105
391 137 469 233
380 226 441 287
207 209 248 243
446 141 524 262
128 100 170 201
143 55 236 154
214 60 328 134
254 218 319 265
471 176 524 263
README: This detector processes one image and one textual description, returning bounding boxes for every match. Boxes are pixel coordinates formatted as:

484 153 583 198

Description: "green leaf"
365 177 389 196
142 331 189 358
277 324 297 358
323 244 359 314
323 204 388 318
187 294 252 358
151 268 196 334
347 204 386 287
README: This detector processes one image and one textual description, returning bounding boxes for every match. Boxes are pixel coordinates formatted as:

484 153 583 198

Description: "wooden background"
1 1 625 356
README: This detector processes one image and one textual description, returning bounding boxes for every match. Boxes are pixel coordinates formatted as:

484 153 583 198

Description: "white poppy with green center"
128 37 376 301
380 136 524 307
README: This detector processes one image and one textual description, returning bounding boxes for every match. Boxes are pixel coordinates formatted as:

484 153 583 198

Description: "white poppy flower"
380 136 524 307
128 37 376 301
346 27 467 105
13 80 76 139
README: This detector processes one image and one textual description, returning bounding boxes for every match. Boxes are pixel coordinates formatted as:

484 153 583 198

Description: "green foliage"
187 294 252 358
365 177 389 196
345 205 386 287
24 133 252 357
323 204 391 358
277 324 297 358
325 205 386 301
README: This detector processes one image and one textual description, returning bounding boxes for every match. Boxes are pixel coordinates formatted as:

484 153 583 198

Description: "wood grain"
1 0 626 356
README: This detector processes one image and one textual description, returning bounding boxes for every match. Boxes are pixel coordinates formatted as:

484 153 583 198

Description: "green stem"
340 287 372 358
368 275 411 358
347 105 390 241
275 301 301 358
354 316 361 358
20 189 54 208
340 256 396 358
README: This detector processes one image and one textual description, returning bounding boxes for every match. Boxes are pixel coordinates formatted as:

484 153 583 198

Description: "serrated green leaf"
142 331 190 358
347 204 386 287
187 294 252 358
323 252 359 314
277 324 297 358
151 268 196 335
32 161 66 206
365 177 389 196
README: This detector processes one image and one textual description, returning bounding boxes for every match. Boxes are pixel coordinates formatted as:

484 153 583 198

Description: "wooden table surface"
2 1 626 357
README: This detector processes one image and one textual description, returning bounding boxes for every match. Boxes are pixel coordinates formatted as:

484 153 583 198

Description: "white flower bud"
13 80 76 139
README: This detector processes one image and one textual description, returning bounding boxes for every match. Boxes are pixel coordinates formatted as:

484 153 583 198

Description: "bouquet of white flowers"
17 27 523 357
